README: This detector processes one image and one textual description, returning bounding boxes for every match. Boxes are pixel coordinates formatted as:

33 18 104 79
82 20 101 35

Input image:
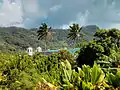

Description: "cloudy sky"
0 0 120 29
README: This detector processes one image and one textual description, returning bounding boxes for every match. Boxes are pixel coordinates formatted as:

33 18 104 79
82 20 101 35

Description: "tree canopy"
77 28 120 67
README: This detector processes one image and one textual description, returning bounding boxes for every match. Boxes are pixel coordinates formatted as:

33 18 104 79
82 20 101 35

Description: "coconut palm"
67 23 83 46
37 23 53 50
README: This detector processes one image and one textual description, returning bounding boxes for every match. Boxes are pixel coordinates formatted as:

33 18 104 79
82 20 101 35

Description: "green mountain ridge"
0 25 99 52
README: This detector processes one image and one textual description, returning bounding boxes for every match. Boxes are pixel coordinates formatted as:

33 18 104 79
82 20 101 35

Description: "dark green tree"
94 28 120 48
77 28 120 67
108 28 120 47
94 29 108 40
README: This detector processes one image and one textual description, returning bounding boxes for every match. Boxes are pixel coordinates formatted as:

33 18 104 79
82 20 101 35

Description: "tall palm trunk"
74 35 79 48
45 39 47 50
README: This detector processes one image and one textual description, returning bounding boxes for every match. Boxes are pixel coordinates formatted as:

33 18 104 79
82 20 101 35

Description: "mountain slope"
0 25 99 52
81 25 99 40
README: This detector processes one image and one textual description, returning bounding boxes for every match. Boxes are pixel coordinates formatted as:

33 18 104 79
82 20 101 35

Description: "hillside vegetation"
0 26 120 89
0 25 99 52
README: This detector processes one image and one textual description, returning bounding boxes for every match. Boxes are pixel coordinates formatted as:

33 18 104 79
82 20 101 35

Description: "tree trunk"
74 37 79 48
45 39 47 50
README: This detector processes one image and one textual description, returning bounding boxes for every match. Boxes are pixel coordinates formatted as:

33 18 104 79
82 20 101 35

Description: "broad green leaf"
82 65 91 82
91 63 105 84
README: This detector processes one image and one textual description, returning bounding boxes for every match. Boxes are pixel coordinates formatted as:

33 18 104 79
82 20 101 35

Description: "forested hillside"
0 25 99 52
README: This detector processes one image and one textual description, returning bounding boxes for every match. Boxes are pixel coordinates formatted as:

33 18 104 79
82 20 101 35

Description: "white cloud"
22 0 47 18
22 0 38 13
0 12 5 16
0 0 120 29
0 0 23 27
50 4 62 12
60 10 89 29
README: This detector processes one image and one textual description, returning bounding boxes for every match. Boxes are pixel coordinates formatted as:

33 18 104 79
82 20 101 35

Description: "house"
27 47 33 56
36 47 42 52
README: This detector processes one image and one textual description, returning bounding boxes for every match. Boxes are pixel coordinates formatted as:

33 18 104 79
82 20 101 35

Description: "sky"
0 0 120 29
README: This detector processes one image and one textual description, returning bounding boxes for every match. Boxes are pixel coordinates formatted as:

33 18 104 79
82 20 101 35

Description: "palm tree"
37 23 53 50
67 23 83 46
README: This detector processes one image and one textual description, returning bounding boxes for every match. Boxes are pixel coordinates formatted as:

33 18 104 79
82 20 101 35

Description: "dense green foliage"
0 50 76 89
0 52 120 89
77 28 120 68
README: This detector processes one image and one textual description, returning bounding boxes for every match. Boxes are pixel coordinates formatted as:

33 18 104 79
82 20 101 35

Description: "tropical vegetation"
0 23 120 89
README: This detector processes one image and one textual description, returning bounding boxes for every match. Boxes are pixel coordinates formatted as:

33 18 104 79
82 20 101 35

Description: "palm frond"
67 23 83 41
37 23 53 41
